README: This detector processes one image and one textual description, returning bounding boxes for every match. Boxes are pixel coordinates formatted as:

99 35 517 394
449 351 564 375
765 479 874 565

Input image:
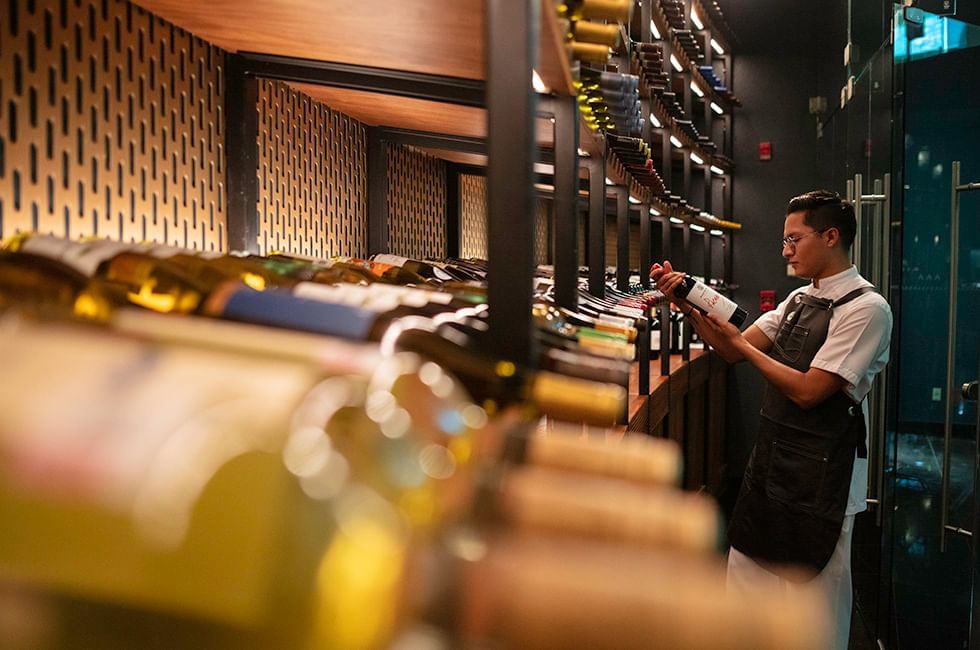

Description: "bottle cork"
497 465 719 554
457 531 830 650
529 373 626 427
527 424 682 485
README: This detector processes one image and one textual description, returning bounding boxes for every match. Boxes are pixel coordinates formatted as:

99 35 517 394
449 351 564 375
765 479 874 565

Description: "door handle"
963 380 978 402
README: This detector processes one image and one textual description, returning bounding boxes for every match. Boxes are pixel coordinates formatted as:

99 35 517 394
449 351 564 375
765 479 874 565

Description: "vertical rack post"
681 224 691 361
367 128 389 255
660 216 672 377
553 95 580 310
585 154 607 298
616 186 630 291
640 203 652 289
225 55 260 253
445 163 461 258
486 0 538 366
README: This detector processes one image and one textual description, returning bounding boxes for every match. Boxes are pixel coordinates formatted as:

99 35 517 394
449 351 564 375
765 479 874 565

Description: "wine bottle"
393 326 626 426
573 20 621 47
568 40 612 63
557 0 633 23
672 274 747 326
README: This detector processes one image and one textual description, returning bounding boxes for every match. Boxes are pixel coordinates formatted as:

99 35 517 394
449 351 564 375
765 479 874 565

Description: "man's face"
782 210 830 279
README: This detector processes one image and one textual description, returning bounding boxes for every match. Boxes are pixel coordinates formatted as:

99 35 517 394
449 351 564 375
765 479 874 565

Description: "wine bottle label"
371 253 410 267
0 322 317 544
218 288 377 341
147 243 222 260
686 282 738 322
20 236 133 276
597 313 634 328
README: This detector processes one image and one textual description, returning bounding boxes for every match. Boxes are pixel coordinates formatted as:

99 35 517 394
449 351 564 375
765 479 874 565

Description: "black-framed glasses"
781 228 828 249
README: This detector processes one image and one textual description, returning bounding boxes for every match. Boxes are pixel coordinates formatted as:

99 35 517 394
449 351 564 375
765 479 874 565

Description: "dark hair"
786 190 856 249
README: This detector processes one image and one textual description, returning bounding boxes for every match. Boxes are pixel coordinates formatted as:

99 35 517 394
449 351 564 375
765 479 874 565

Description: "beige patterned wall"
460 173 487 258
0 0 226 250
256 80 367 257
534 198 551 265
605 216 640 271
386 144 445 260
459 173 550 265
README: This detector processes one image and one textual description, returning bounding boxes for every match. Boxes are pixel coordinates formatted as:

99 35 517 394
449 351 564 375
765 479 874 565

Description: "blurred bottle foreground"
0 235 830 649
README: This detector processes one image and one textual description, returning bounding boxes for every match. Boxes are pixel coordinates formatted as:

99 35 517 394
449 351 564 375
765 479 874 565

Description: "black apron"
728 286 873 581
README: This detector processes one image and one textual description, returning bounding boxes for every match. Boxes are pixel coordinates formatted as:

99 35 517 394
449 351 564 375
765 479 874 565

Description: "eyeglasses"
781 228 828 249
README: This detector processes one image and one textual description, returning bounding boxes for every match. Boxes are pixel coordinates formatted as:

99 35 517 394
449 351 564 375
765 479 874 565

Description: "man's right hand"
649 260 691 312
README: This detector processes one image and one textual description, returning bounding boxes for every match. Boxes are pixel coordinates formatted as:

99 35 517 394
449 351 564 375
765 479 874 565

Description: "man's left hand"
688 309 747 357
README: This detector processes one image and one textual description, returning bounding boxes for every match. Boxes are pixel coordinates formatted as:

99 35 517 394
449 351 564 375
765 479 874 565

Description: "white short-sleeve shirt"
752 265 893 515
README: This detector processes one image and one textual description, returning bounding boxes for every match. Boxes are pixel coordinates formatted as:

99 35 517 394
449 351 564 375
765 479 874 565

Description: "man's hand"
688 309 748 361
649 260 691 312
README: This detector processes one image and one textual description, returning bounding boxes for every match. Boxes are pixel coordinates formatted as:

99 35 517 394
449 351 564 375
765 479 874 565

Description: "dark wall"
714 0 849 501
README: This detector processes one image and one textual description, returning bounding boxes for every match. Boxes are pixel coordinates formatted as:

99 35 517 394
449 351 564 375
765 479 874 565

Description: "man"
651 190 892 649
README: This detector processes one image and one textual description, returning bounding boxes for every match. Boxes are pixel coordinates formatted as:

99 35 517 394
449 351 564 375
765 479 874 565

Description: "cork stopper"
497 465 719 554
458 531 830 650
529 373 626 427
526 425 682 485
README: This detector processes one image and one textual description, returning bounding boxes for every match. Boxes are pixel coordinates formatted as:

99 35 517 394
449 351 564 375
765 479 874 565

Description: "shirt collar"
810 265 859 296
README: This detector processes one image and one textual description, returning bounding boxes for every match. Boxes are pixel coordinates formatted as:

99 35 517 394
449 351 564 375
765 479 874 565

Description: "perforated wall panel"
605 217 640 271
534 198 550 266
386 144 445 260
460 173 487 259
256 80 367 258
0 0 226 250
460 174 550 265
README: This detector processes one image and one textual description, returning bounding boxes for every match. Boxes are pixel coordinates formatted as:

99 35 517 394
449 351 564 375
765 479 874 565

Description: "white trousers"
726 514 855 650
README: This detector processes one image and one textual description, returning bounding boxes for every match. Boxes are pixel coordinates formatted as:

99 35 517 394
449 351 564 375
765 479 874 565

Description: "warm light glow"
690 223 706 232
710 38 725 55
710 165 725 175
650 207 661 216
670 54 684 72
710 101 724 115
628 196 641 204
690 8 704 30
669 217 684 224
577 148 590 157
670 135 683 148
690 81 704 98
605 177 615 185
710 229 724 236
650 20 661 40
690 152 704 165
650 113 662 128
532 69 548 94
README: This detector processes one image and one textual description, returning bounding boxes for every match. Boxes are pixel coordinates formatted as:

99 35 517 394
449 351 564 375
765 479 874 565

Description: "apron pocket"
766 438 827 510
773 323 809 363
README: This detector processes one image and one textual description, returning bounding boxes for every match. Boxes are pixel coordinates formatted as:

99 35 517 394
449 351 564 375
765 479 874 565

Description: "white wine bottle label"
371 253 410 266
687 282 738 322
597 313 634 328
21 236 134 276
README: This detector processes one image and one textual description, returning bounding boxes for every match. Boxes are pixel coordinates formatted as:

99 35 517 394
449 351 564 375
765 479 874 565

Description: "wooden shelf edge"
537 0 576 96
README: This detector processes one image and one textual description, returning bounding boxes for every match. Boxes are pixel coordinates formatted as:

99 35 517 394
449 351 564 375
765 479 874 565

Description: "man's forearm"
735 339 811 406
689 316 745 363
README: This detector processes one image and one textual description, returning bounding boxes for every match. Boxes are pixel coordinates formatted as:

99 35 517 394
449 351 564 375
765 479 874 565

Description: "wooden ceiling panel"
290 83 487 138
131 0 574 92
132 0 485 80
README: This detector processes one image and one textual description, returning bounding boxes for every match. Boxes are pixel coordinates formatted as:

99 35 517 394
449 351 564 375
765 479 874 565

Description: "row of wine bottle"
0 233 818 648
556 0 633 65
606 133 667 195
0 235 663 426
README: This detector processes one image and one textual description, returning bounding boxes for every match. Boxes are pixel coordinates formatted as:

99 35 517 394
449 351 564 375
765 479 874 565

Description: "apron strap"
829 286 875 308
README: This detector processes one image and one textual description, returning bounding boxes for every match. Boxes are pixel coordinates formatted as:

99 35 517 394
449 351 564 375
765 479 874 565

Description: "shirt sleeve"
752 289 802 341
809 299 893 388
